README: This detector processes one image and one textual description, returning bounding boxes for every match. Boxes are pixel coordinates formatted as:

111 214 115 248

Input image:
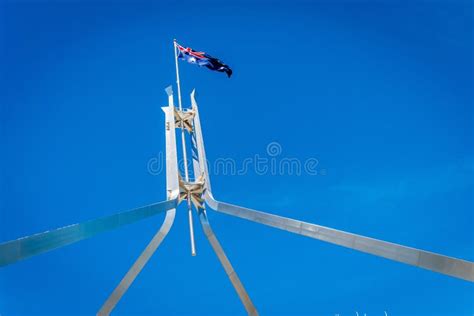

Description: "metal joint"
175 108 195 133
178 174 206 209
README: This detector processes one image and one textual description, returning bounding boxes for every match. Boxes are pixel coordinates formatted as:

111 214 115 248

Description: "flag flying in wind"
176 42 232 78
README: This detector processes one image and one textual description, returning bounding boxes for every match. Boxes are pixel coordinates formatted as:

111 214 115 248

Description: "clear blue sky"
1 1 473 315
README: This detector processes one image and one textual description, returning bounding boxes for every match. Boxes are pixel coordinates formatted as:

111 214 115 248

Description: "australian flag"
176 42 232 78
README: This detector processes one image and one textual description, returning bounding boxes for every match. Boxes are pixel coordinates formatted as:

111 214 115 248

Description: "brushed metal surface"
191 92 258 315
97 87 181 315
190 89 474 283
97 209 176 316
198 209 259 316
207 197 474 282
163 87 180 197
190 89 212 192
0 199 177 267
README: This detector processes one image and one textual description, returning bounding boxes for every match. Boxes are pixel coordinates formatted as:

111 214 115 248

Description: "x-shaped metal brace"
174 108 195 133
178 174 206 210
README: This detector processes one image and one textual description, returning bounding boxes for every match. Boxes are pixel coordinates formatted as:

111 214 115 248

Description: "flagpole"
174 39 196 256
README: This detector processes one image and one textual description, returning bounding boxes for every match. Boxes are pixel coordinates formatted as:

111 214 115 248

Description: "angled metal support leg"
97 208 176 315
190 89 474 283
97 87 181 315
0 199 177 267
190 90 258 315
206 195 474 282
198 207 258 315
0 89 182 269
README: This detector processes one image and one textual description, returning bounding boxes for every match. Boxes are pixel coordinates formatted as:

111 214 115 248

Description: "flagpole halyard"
174 39 197 256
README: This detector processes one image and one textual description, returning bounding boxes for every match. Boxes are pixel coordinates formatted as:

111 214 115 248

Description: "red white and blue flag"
176 42 232 78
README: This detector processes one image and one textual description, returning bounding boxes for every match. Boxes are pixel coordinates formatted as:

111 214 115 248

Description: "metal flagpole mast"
173 39 196 256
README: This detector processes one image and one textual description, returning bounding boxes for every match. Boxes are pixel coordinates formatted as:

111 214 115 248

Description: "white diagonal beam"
0 199 177 267
190 89 474 283
191 90 259 315
97 86 181 315
206 196 474 282
97 208 176 315
198 208 258 315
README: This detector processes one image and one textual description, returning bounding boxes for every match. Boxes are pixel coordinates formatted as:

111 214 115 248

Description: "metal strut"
178 174 205 210
190 90 259 315
97 208 176 316
197 207 259 315
190 89 474 284
5 84 470 316
97 87 181 315
0 199 178 268
175 108 195 133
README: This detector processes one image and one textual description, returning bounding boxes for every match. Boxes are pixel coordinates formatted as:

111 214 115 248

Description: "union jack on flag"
176 42 232 78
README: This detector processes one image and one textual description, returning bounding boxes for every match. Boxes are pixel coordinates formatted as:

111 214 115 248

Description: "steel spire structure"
1 43 473 315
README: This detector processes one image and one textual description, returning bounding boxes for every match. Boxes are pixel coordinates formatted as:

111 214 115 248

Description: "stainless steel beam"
197 208 258 316
191 90 258 315
206 196 474 282
97 86 181 315
97 208 176 316
190 89 212 193
0 199 177 267
190 89 474 283
163 86 180 198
